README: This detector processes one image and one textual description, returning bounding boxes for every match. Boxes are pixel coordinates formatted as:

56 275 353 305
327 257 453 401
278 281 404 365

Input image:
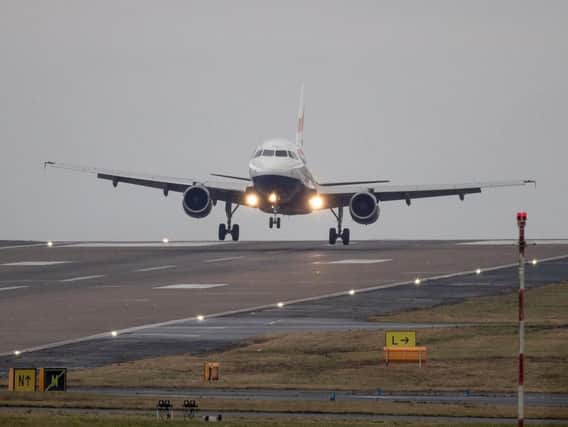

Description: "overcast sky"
1 1 566 241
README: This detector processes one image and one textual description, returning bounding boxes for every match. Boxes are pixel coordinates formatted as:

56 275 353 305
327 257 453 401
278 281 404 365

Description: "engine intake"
183 185 212 218
349 192 380 225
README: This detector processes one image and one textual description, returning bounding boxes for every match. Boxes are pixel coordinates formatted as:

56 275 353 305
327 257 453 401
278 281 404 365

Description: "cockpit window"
254 150 262 158
275 150 288 157
262 149 275 156
288 151 298 159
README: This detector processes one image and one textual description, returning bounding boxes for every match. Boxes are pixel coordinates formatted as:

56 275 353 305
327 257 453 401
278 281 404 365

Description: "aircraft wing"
320 180 535 209
44 161 248 204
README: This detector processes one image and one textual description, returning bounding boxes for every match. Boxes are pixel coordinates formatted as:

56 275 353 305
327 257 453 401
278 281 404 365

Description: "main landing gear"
329 207 350 245
218 202 240 241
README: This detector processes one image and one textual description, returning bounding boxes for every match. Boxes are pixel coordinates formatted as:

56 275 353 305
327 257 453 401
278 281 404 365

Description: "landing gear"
218 202 240 241
269 215 281 229
329 207 350 245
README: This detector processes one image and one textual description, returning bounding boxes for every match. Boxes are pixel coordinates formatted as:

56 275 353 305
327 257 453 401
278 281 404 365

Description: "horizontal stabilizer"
319 179 391 187
210 173 251 182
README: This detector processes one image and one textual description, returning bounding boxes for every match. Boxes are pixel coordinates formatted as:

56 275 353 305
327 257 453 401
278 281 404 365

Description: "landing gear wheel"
269 217 274 229
341 228 350 245
231 224 240 241
329 228 338 245
218 224 227 241
276 217 281 229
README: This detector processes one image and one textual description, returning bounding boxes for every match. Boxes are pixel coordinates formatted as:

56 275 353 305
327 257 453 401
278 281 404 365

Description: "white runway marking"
0 243 49 251
204 256 244 263
61 275 104 282
2 261 70 267
312 259 392 265
154 284 228 290
135 265 176 272
66 242 230 248
458 240 568 246
0 286 29 292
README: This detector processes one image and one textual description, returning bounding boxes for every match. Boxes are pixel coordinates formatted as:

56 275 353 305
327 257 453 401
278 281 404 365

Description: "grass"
0 413 561 427
69 284 568 393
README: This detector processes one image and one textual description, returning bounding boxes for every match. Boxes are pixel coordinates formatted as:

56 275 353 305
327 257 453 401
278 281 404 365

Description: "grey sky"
1 1 566 241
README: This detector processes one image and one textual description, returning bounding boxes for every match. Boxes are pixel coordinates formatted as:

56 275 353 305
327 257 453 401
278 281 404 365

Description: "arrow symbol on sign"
400 337 409 344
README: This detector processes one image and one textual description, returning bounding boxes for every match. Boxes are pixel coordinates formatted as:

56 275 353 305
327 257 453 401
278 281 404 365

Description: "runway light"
349 289 356 296
531 258 538 266
309 195 324 210
277 302 284 308
162 237 169 244
476 268 482 275
268 192 278 204
245 193 259 207
13 350 21 356
414 278 422 285
197 315 205 321
47 241 53 248
111 330 118 337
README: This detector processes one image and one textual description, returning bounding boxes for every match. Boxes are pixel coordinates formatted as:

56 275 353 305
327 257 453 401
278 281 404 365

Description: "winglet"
296 84 304 147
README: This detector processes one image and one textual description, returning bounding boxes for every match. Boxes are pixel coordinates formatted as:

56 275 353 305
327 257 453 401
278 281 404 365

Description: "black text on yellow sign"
8 368 37 392
385 331 416 347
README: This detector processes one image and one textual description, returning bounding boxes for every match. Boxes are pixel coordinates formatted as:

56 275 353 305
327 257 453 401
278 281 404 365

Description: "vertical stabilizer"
296 85 305 147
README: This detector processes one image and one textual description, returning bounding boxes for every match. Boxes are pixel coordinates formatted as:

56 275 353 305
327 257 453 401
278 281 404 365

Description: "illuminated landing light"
531 258 538 266
162 238 169 244
476 268 482 275
349 289 356 296
414 278 422 285
268 192 278 204
13 350 21 356
47 241 53 248
197 315 205 321
277 302 284 308
111 330 118 337
309 195 324 210
245 193 259 207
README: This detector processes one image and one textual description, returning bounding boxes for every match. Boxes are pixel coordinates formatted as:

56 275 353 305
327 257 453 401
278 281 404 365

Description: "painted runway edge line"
153 284 228 290
134 265 176 273
61 275 105 283
3 253 568 358
1 261 70 267
0 286 29 292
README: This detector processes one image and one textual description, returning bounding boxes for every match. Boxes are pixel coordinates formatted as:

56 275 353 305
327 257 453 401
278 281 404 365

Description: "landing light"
245 193 259 207
309 195 324 210
268 192 278 204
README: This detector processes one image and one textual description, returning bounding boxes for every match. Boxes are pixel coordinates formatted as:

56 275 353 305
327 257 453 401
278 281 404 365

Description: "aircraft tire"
276 218 281 229
342 228 350 245
231 224 240 241
218 224 227 241
329 228 338 245
269 217 274 229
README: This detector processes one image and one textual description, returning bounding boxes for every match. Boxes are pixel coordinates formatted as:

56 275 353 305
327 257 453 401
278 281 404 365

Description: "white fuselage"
248 138 317 214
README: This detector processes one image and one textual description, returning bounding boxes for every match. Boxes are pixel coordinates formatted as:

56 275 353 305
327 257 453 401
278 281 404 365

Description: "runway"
0 239 567 370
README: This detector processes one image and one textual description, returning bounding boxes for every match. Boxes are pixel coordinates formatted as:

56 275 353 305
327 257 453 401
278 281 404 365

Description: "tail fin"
295 85 304 147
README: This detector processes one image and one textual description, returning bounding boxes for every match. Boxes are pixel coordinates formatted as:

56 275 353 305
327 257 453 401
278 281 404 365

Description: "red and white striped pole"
516 211 527 427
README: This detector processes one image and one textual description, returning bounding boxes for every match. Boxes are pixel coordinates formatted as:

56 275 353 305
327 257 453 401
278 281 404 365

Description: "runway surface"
0 239 567 370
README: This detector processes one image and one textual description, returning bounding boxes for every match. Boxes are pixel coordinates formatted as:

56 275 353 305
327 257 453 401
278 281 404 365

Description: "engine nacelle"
183 185 212 218
349 192 380 225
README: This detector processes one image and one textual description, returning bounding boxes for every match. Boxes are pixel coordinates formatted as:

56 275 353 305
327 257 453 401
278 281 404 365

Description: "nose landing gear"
269 216 281 229
218 202 240 241
329 207 350 245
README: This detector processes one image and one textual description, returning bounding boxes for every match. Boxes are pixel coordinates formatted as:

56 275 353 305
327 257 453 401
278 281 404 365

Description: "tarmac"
1 239 567 371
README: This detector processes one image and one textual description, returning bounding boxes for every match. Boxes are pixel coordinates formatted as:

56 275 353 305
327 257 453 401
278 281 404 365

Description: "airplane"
45 87 534 245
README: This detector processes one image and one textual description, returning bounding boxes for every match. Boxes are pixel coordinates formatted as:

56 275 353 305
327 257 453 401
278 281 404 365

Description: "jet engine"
183 185 212 218
349 192 380 225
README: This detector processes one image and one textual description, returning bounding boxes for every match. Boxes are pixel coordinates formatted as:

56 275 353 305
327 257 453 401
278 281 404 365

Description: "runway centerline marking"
2 261 70 267
312 259 392 265
204 256 245 263
153 284 228 290
0 286 29 292
61 275 104 283
65 242 230 248
134 265 176 273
